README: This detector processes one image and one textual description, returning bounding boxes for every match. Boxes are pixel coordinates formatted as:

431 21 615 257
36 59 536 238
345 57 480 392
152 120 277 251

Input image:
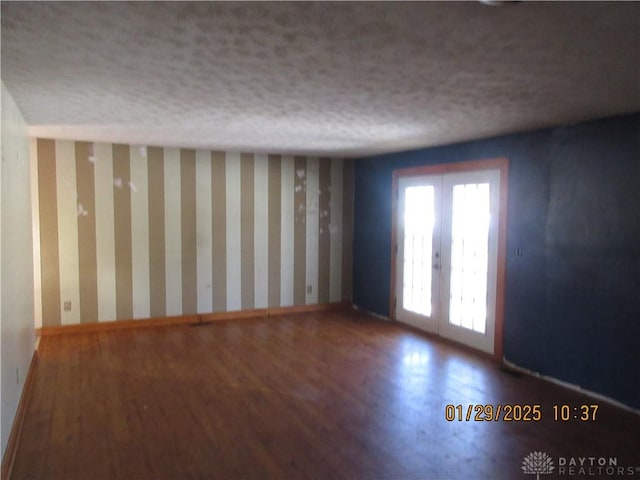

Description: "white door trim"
390 158 509 360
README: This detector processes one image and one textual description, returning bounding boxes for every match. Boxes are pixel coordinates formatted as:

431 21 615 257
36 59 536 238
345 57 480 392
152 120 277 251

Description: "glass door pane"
403 186 435 316
439 169 500 355
395 175 441 334
449 183 490 333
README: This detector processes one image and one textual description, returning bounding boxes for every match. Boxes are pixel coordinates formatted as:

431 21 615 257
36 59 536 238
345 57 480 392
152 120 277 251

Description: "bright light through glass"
449 183 490 333
403 186 435 317
403 351 430 367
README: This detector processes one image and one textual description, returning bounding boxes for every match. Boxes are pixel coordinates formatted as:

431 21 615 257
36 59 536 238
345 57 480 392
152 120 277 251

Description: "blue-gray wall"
352 113 640 409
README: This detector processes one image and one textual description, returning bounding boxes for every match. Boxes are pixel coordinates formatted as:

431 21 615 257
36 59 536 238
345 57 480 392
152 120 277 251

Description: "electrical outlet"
306 285 312 294
64 301 72 311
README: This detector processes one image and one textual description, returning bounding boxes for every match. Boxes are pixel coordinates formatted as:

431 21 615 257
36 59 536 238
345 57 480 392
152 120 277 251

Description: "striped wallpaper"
33 139 353 327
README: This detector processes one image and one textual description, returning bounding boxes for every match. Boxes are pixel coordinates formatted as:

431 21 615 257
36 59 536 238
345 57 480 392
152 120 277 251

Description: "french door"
394 167 502 354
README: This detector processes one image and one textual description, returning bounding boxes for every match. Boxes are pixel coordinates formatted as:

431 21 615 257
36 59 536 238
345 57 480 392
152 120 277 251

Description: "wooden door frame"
390 157 509 362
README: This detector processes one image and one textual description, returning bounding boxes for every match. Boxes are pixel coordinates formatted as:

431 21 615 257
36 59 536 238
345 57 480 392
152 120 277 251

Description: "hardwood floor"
10 309 640 479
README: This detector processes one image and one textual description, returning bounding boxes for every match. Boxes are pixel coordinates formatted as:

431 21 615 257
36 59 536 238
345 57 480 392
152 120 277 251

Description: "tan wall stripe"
240 153 255 309
267 155 281 307
328 158 343 303
293 156 307 305
147 146 166 318
112 144 134 319
75 141 98 323
37 139 61 326
180 149 197 315
318 159 331 304
211 151 227 312
163 148 182 314
342 160 354 302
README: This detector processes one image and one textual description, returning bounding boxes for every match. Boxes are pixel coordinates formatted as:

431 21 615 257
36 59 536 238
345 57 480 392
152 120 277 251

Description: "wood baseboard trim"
200 303 351 323
266 302 350 316
1 350 38 480
36 303 352 337
199 309 269 323
37 315 200 337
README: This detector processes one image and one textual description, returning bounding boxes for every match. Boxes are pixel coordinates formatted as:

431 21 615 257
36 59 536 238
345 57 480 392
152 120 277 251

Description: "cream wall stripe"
75 142 98 323
147 147 166 318
305 157 319 304
279 155 294 306
317 159 331 304
113 144 134 320
130 146 151 319
267 155 281 308
36 139 61 326
240 153 255 310
164 148 182 316
30 138 43 328
93 143 117 322
293 156 307 306
196 150 213 314
329 159 344 302
211 152 227 312
55 140 81 325
225 151 242 311
180 149 197 315
254 153 269 309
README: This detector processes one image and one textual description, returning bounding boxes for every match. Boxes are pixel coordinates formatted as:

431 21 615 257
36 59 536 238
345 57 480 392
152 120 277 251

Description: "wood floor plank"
10 309 640 479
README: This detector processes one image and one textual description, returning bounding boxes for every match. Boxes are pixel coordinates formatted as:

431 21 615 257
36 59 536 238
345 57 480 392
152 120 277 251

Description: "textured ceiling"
2 1 639 158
